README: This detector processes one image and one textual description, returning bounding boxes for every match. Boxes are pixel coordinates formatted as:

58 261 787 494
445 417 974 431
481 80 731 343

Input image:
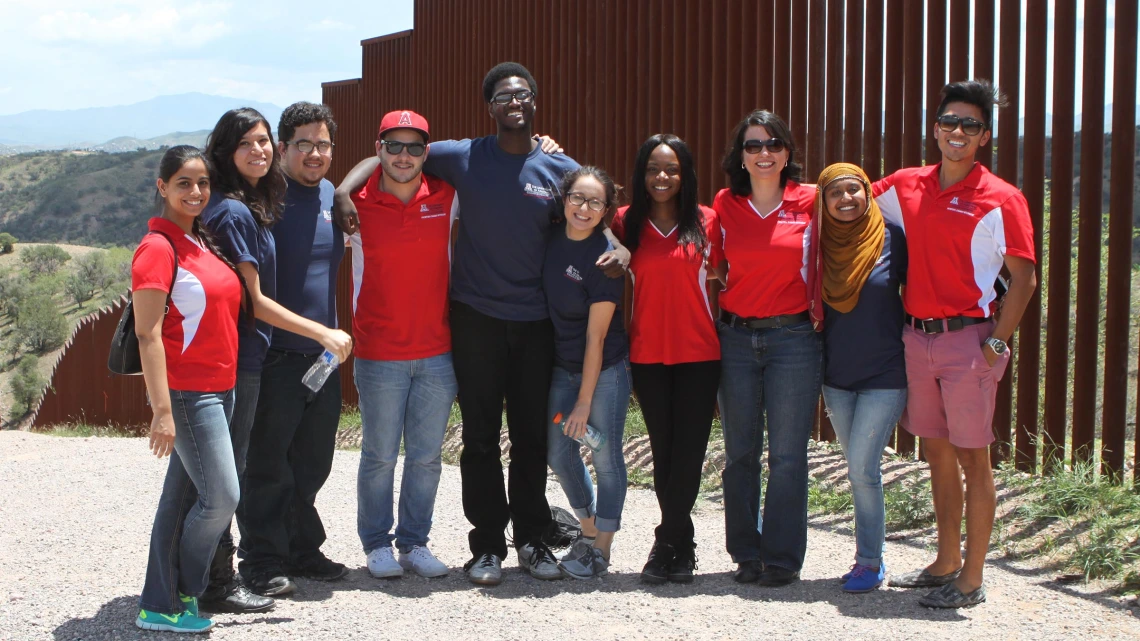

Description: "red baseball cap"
377 110 430 142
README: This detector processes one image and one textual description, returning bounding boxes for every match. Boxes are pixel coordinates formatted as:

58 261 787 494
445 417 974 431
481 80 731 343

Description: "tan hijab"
814 163 885 314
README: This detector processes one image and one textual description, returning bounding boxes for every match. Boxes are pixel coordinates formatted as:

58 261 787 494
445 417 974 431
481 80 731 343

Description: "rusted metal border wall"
321 0 1138 476
29 297 150 430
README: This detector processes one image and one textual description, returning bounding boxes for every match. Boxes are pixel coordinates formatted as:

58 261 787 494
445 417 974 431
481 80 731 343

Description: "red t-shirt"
873 163 1036 319
613 205 721 365
131 217 241 392
710 182 817 318
349 170 458 360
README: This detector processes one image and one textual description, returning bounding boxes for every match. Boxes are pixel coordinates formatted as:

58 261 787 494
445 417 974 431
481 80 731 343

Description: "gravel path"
1 431 1137 640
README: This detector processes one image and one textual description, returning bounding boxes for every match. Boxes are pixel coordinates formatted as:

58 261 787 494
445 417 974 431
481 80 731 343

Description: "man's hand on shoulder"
332 189 360 235
534 134 564 155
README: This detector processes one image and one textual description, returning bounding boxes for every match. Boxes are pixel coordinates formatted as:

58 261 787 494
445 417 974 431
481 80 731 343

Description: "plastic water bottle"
552 412 605 451
301 350 340 392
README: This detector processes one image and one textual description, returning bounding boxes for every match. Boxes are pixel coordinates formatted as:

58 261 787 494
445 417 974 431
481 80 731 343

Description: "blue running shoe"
842 563 887 593
135 608 214 633
179 593 198 617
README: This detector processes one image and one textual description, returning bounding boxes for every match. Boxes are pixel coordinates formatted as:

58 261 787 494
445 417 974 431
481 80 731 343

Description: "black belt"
905 314 989 334
720 310 810 330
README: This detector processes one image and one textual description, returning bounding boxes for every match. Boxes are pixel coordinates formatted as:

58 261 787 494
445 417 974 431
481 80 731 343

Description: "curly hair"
278 101 338 145
205 108 287 228
482 62 538 103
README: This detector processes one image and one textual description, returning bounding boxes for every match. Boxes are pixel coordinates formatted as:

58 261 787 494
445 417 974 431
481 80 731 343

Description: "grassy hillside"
0 149 163 245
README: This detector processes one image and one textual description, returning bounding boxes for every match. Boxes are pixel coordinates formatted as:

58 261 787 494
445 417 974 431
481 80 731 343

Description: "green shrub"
9 354 45 417
0 232 16 254
20 244 70 275
884 476 936 529
14 295 68 353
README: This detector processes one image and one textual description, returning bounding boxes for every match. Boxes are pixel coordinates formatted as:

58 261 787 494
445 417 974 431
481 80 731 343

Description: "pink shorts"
901 320 1011 449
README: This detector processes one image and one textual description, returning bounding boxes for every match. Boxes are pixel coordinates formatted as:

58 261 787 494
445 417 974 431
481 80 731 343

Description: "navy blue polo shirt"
822 223 908 390
269 177 344 354
425 137 580 321
200 193 275 373
543 228 627 373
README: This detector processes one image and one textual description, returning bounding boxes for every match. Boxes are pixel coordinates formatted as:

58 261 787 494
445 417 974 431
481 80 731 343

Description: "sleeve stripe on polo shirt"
876 185 905 232
971 206 1008 317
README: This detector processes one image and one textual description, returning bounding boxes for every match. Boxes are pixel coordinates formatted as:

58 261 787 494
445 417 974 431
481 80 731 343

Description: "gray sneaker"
557 538 609 579
465 553 502 586
517 542 563 580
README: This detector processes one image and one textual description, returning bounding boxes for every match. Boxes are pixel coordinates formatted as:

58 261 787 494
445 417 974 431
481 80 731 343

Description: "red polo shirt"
350 170 458 360
873 163 1035 319
612 205 721 365
711 182 817 318
131 217 241 392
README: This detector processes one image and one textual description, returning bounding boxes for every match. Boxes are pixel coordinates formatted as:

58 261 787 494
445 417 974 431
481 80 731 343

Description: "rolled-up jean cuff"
595 515 620 533
569 502 596 522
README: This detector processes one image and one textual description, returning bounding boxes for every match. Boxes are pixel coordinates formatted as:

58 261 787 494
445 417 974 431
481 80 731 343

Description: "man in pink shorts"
873 79 1037 608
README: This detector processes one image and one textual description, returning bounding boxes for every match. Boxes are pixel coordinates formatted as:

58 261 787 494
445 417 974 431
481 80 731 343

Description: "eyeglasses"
567 192 606 211
936 114 986 136
379 140 427 157
288 140 334 155
491 90 535 105
742 138 786 154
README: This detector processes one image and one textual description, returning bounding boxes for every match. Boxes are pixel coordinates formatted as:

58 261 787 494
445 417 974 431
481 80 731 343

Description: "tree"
64 272 97 307
14 295 68 353
20 244 71 276
0 232 16 254
0 274 29 322
67 253 114 307
9 354 45 417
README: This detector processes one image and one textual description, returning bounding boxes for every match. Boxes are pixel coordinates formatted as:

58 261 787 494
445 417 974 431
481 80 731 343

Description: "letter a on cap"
398 111 413 126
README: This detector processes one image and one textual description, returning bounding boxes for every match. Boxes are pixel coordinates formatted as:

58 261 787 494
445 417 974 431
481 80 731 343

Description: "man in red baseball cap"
348 109 459 581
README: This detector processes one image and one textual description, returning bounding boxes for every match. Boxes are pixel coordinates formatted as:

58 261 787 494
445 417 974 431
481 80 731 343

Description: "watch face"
988 339 1007 354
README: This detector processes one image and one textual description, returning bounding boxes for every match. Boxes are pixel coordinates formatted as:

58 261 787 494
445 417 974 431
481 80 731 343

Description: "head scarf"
807 163 885 322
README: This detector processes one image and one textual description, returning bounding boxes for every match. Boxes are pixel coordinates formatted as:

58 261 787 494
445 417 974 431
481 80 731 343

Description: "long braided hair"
155 145 254 320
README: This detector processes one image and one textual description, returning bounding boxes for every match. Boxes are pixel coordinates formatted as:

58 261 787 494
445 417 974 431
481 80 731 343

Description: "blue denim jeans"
718 319 822 571
140 389 238 614
822 385 907 567
355 354 458 553
546 359 631 533
209 370 261 589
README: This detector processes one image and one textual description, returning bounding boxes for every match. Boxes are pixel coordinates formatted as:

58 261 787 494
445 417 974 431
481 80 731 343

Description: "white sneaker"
517 542 563 580
366 545 403 578
398 545 449 578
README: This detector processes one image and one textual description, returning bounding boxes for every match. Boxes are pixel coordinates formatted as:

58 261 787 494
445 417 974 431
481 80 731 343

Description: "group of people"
130 60 1035 633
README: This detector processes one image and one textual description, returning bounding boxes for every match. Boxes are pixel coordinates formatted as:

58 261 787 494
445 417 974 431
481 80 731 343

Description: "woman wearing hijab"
806 162 907 593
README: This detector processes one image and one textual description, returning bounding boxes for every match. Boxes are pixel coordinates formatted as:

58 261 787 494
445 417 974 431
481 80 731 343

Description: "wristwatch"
984 337 1008 355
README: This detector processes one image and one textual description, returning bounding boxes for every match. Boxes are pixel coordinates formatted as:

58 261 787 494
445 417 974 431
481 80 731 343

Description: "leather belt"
719 310 810 330
905 313 989 334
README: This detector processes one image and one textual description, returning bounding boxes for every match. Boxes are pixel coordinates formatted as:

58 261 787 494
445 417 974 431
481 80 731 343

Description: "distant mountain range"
0 93 283 149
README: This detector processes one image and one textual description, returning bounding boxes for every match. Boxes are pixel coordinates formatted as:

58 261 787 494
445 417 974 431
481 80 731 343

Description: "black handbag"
107 232 177 375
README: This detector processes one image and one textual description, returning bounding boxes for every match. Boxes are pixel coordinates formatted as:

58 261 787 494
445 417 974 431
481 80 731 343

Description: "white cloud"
32 2 231 47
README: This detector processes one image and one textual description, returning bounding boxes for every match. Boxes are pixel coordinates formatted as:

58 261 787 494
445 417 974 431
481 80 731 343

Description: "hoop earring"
741 162 745 169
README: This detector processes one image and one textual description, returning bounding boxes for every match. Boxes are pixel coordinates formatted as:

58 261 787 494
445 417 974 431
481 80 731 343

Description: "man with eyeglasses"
343 110 458 581
334 62 629 586
873 79 1037 608
237 101 351 596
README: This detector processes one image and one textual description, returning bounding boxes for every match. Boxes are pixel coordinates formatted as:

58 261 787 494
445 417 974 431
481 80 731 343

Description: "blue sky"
0 1 1133 118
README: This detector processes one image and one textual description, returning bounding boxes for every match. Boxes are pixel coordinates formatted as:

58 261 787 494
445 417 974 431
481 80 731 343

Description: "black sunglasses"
379 140 426 157
490 90 535 105
936 114 986 136
742 138 786 154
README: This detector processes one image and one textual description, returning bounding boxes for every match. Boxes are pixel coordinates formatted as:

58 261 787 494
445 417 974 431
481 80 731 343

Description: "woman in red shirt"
611 134 721 584
712 111 822 587
134 145 251 633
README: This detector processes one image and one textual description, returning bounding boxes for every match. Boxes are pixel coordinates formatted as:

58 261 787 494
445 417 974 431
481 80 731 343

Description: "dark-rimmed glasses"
491 90 535 105
379 140 427 157
742 138 786 154
567 192 606 211
936 115 986 136
288 140 334 155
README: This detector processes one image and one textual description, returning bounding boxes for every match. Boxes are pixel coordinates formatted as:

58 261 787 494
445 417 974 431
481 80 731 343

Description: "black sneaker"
756 565 801 587
668 547 698 583
200 581 276 614
640 541 675 585
244 569 297 597
289 553 349 582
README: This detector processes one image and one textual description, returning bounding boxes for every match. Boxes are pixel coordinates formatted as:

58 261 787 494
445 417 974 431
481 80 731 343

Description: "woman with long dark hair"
612 134 722 584
544 166 630 580
198 108 351 608
134 145 249 633
713 110 821 587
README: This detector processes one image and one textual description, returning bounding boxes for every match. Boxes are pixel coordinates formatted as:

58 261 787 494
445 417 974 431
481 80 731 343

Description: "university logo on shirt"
321 209 333 222
564 265 583 282
524 182 555 200
420 203 447 218
946 198 977 216
777 210 808 225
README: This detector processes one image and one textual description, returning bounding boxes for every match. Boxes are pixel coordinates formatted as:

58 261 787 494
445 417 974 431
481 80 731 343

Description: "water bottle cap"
552 412 563 423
